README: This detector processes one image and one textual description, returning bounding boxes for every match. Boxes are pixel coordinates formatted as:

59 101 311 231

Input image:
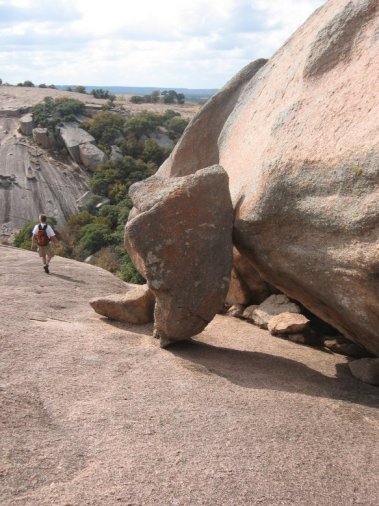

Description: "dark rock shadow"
169 340 379 409
49 273 86 284
100 318 154 336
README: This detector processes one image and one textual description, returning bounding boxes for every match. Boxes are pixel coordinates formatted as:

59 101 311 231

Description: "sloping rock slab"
125 165 233 346
90 284 154 324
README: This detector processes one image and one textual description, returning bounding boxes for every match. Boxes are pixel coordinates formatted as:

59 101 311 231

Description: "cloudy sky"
0 0 325 89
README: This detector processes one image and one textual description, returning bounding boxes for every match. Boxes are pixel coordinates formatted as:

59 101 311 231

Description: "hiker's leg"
46 245 54 265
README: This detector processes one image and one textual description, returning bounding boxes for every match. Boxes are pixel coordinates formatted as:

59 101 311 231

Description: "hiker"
31 214 58 273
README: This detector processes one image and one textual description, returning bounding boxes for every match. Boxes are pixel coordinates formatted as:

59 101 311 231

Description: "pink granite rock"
90 284 154 324
125 165 233 347
156 0 379 356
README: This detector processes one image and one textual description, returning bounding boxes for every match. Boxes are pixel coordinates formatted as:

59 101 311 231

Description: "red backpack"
37 224 49 247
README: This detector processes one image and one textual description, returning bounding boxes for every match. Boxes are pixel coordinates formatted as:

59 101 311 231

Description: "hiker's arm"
31 234 37 250
50 234 59 244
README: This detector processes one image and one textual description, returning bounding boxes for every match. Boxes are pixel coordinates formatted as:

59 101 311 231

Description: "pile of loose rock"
225 294 371 360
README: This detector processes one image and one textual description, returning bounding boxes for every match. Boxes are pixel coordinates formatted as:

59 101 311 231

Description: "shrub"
32 97 85 132
82 112 124 148
78 223 112 256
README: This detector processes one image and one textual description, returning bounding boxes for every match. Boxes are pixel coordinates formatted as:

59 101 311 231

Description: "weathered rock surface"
226 267 251 306
58 124 95 163
2 246 379 505
268 312 310 335
90 284 155 324
79 142 107 171
19 113 33 135
250 295 302 329
226 304 245 319
32 127 54 148
241 304 259 321
0 118 89 240
156 0 379 356
349 358 379 386
125 165 233 346
324 337 371 358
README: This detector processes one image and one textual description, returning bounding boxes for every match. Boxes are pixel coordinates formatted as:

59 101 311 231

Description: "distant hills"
56 86 218 102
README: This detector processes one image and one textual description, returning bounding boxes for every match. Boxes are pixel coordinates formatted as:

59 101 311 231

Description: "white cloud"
0 0 326 88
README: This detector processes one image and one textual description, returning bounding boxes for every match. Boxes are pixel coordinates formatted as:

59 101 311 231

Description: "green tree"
165 116 188 140
141 139 165 165
75 85 86 94
82 111 124 149
32 97 85 132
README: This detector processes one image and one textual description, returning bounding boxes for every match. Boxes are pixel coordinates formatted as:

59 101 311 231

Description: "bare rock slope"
155 0 379 355
1 245 379 505
0 117 89 241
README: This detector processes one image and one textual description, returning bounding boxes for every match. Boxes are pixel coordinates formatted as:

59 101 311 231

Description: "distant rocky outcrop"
146 0 379 356
56 123 107 171
79 142 108 171
125 165 233 347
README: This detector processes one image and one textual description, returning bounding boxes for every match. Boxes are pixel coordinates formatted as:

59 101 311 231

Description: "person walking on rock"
31 214 58 273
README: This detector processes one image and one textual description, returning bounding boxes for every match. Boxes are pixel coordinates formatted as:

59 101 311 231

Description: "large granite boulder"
79 142 107 171
125 165 233 347
58 124 95 163
154 0 379 356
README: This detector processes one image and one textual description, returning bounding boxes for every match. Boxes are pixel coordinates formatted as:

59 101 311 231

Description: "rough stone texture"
268 312 310 335
125 165 233 346
324 337 371 358
232 248 274 304
241 304 259 321
79 142 107 171
349 358 379 386
157 0 379 356
2 246 379 506
251 295 302 329
226 304 245 319
90 284 155 324
58 124 95 163
226 267 251 306
19 113 33 135
0 118 89 240
158 58 267 178
32 127 54 148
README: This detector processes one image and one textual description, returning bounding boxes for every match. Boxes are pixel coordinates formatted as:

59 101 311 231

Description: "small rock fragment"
90 284 154 324
268 312 309 335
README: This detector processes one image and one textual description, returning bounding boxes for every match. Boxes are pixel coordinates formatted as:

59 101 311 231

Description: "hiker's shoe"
44 264 49 274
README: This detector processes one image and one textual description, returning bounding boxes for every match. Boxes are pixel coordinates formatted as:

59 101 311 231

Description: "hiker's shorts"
38 244 54 258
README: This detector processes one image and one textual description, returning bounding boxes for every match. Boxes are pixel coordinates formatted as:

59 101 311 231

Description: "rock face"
19 113 33 135
32 127 54 148
90 284 155 324
79 142 108 171
125 165 233 346
58 124 96 163
154 0 379 356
